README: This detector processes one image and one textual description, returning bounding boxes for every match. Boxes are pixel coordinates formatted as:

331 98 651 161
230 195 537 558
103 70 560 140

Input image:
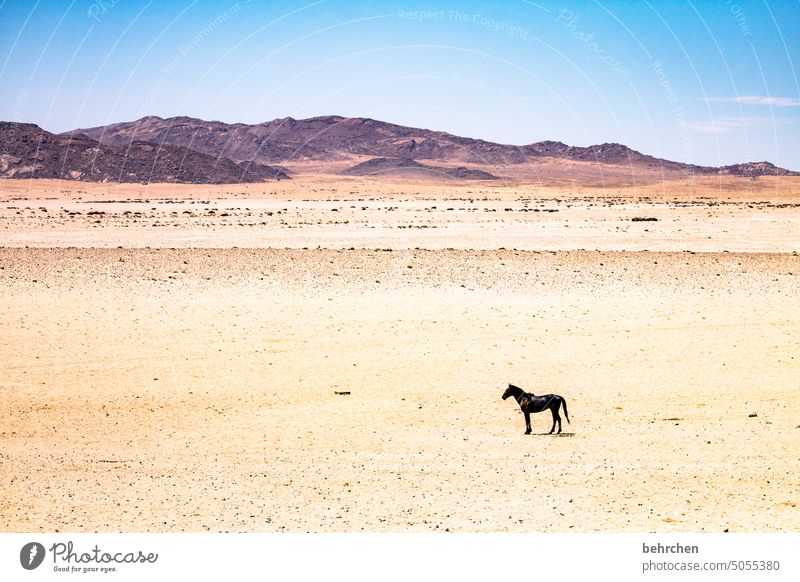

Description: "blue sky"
1 0 798 169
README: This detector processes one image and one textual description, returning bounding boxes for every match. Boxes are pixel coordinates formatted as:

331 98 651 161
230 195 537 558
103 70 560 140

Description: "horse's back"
540 393 563 401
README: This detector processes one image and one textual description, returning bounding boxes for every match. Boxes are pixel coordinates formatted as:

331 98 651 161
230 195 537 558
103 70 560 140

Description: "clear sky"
1 0 798 169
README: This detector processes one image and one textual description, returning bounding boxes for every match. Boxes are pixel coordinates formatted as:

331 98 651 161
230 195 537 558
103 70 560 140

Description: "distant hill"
717 161 797 178
72 115 678 168
71 115 798 179
340 157 500 180
0 122 289 183
3 115 796 184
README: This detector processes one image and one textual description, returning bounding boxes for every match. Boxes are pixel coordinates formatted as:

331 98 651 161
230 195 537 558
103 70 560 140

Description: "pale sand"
2 177 800 252
1 178 799 532
1 247 798 532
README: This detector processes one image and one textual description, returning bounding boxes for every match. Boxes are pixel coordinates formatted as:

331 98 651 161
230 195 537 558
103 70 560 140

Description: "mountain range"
0 122 288 183
1 115 796 184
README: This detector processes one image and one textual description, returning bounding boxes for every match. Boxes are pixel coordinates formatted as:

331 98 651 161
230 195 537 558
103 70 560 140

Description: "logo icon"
20 542 46 570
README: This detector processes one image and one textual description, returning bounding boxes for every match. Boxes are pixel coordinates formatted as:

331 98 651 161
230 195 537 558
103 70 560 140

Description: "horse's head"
503 384 525 400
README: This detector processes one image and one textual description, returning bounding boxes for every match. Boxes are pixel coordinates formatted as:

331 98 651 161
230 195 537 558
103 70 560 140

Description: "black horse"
502 384 570 434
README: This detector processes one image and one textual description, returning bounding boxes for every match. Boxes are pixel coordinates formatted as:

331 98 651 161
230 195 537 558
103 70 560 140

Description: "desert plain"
1 176 799 532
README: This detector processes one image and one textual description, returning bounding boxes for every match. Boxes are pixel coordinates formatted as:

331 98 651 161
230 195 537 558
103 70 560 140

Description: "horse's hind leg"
549 406 561 434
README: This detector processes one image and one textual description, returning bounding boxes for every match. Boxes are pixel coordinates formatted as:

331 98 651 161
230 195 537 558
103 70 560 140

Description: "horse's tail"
561 397 570 424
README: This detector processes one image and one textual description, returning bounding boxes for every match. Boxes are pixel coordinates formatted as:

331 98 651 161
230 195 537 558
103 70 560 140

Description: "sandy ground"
2 177 800 252
1 178 799 532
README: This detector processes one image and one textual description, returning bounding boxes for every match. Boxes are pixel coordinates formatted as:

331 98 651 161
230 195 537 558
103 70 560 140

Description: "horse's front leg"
523 411 531 435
